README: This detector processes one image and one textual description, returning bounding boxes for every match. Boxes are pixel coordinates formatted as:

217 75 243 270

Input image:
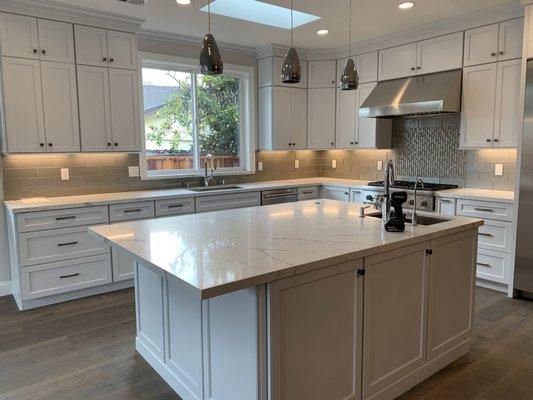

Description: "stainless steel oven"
261 188 299 205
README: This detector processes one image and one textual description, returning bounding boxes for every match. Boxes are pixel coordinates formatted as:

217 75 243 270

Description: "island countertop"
89 200 483 299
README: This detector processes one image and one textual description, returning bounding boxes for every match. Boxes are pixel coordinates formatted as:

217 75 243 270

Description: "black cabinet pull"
40 143 45 147
57 241 78 247
107 142 112 146
477 262 492 268
491 52 496 57
498 51 504 56
48 143 53 147
41 49 46 55
486 139 492 143
493 139 499 143
33 48 38 54
411 67 415 71
55 216 76 221
109 58 114 62
426 249 433 255
103 57 108 62
474 207 494 212
357 269 365 277
478 233 493 238
114 143 119 147
167 204 184 209
124 209 142 213
59 273 80 279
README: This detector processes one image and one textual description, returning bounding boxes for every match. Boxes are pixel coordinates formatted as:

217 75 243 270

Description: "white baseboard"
0 281 12 297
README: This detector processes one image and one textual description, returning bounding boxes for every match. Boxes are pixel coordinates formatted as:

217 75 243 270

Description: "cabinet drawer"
456 199 513 222
476 250 508 284
297 186 319 201
21 254 112 300
155 197 195 218
478 220 512 253
17 206 109 233
109 201 155 222
18 226 109 267
195 192 261 213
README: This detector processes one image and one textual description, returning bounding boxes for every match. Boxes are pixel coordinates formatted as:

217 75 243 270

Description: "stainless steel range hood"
359 69 462 118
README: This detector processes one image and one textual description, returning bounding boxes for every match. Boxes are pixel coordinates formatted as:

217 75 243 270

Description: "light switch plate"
129 166 140 177
495 164 504 176
377 161 383 171
295 160 300 169
258 161 263 171
332 160 337 169
60 168 69 181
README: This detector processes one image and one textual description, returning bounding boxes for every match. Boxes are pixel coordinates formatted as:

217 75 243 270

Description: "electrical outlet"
129 166 140 177
332 160 337 169
257 161 263 171
60 168 69 181
295 160 300 169
495 164 504 176
377 161 383 171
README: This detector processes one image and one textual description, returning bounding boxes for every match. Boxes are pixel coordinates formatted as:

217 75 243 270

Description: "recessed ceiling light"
176 0 191 5
398 2 415 10
317 29 330 36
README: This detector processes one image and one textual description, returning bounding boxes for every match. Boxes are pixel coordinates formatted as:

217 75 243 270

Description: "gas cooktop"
367 181 459 191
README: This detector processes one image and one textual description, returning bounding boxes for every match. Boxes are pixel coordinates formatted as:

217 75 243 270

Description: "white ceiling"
52 0 521 50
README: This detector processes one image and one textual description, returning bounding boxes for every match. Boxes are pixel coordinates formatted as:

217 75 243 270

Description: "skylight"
199 0 321 29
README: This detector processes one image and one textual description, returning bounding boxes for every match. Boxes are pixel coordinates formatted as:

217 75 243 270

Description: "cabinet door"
112 248 134 281
308 60 336 88
336 88 357 148
378 43 417 81
37 20 75 63
106 30 138 70
464 24 499 67
1 57 45 153
435 198 456 216
273 86 292 150
417 32 463 75
494 59 521 148
40 62 80 152
307 88 336 149
498 18 523 61
291 88 308 149
356 51 378 84
363 242 429 399
0 13 39 59
78 66 112 152
109 68 141 152
74 25 108 67
460 63 497 148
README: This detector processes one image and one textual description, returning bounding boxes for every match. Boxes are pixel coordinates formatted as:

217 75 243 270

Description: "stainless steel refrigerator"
515 59 533 296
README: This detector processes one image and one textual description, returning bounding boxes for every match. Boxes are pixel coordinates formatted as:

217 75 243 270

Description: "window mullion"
191 72 200 173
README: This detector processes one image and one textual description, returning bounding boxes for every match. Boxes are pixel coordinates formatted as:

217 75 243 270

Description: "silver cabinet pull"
478 233 494 238
60 273 80 279
474 207 494 212
57 241 79 247
477 262 492 268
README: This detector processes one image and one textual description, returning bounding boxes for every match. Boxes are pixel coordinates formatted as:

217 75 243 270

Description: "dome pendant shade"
200 33 223 75
281 47 301 84
340 58 359 90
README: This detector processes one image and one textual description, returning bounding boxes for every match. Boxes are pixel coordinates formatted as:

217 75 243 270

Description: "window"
140 54 255 179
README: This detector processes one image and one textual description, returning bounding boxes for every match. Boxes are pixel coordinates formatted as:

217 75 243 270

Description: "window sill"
142 170 255 181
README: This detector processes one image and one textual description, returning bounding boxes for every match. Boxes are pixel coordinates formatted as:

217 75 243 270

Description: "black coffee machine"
385 191 407 233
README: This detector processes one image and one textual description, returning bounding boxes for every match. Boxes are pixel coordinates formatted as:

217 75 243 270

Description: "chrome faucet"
412 178 425 227
383 160 395 222
204 154 216 187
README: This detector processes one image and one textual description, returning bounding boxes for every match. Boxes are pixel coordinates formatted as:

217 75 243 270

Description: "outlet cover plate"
258 161 263 171
332 160 337 169
495 164 504 176
60 168 69 181
295 160 300 169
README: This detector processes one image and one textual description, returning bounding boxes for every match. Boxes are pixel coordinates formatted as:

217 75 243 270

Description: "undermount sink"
366 212 450 226
189 185 242 192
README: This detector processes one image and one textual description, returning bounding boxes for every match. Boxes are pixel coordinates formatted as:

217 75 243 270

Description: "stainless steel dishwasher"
261 188 299 205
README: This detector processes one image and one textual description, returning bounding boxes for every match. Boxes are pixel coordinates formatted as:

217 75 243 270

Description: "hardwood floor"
0 287 531 400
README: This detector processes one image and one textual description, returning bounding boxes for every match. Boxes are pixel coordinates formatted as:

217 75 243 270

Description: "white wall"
0 157 11 296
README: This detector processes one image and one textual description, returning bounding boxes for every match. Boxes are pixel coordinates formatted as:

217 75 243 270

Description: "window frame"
138 52 256 180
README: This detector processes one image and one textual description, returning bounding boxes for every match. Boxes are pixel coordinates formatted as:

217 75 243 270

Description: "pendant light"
200 0 223 75
281 0 301 84
340 0 359 90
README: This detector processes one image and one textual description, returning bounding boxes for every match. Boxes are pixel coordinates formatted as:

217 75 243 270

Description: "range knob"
420 200 428 207
408 199 415 206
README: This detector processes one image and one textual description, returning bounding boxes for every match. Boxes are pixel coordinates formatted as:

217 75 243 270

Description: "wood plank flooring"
0 287 531 400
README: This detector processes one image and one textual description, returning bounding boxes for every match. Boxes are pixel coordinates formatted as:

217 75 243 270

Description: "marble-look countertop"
89 200 483 299
4 176 514 213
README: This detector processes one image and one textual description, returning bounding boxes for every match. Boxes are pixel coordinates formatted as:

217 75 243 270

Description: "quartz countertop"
435 188 515 203
89 200 483 299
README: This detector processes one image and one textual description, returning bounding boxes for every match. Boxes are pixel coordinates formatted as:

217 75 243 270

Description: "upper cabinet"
308 60 336 88
75 25 138 70
257 56 308 89
336 51 378 87
464 18 523 67
308 88 336 149
0 13 74 63
379 32 463 81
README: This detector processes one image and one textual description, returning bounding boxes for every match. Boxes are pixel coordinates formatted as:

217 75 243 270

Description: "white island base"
133 229 477 400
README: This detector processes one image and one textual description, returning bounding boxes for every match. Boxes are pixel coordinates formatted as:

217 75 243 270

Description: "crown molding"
139 29 258 57
0 0 145 32
256 44 310 60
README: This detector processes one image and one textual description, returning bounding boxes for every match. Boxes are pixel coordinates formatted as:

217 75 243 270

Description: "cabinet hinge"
426 249 433 255
357 269 365 277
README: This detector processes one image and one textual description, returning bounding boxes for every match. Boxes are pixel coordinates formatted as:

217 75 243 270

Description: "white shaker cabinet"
308 60 336 88
378 43 417 81
106 30 138 70
0 13 40 59
36 19 75 64
435 198 456 216
493 59 521 148
336 88 357 148
498 19 524 61
336 52 378 87
40 61 80 152
416 32 464 75
307 88 336 149
1 57 46 152
257 56 308 89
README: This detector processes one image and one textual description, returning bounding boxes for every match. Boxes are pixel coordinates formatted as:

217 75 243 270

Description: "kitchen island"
89 200 483 400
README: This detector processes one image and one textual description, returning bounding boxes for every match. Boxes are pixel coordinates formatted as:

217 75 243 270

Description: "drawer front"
298 186 319 201
19 226 110 267
436 198 456 216
477 220 512 253
195 192 261 213
476 251 508 284
21 254 112 300
320 186 350 202
456 199 513 222
109 201 155 222
17 206 109 233
155 197 195 218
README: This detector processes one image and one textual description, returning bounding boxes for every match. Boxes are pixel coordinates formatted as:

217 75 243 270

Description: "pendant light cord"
349 0 352 51
290 0 294 47
208 0 211 34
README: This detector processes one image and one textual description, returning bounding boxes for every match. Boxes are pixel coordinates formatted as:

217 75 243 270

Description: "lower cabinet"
435 197 456 216
320 185 350 201
195 192 261 213
112 248 134 282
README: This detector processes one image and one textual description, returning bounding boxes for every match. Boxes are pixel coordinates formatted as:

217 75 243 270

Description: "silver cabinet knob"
420 200 428 207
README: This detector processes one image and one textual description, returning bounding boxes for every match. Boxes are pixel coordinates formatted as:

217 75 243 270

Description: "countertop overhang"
89 200 484 299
